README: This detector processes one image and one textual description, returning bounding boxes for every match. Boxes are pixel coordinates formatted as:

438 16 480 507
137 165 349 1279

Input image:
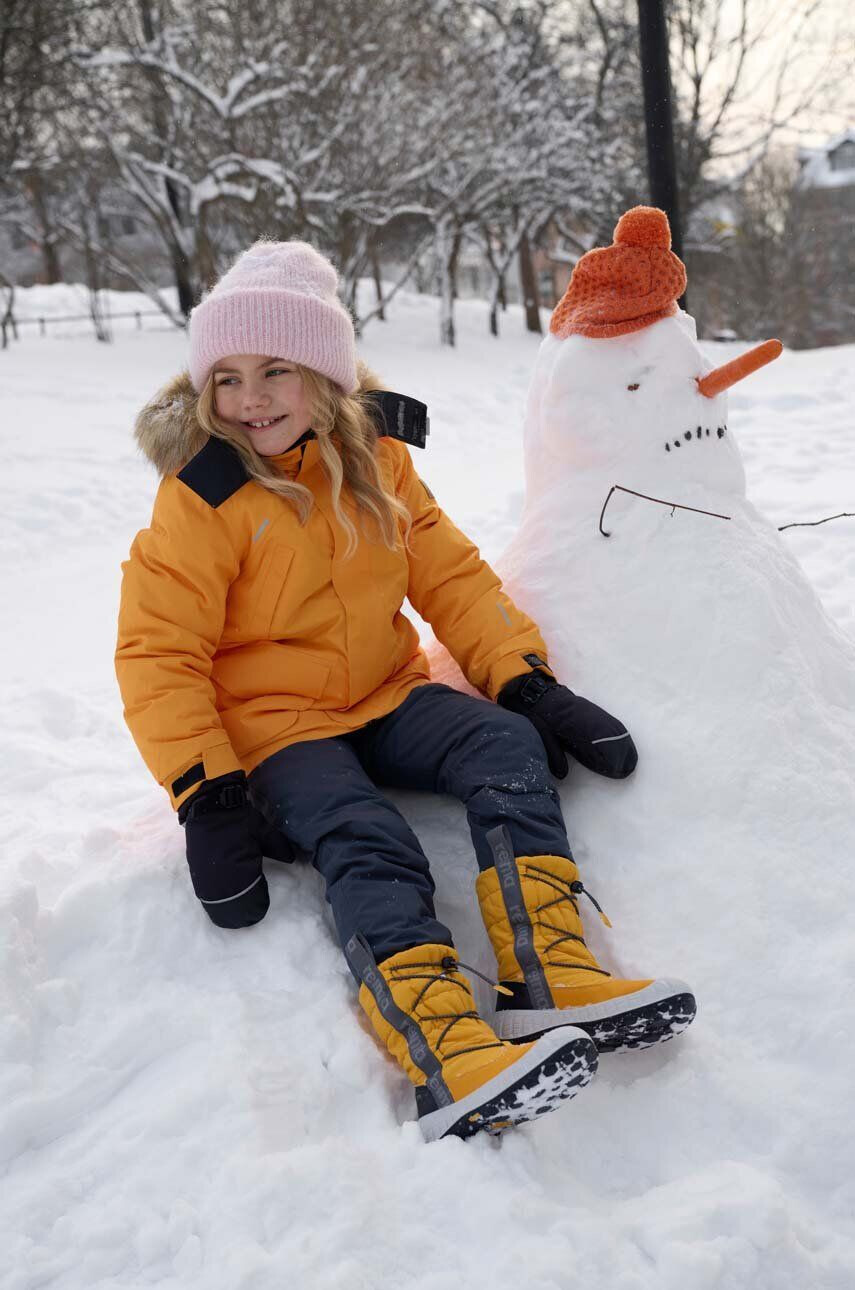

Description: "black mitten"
178 771 280 928
497 672 638 780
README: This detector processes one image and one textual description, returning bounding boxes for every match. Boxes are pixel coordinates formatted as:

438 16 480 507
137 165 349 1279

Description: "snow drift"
2 286 854 1289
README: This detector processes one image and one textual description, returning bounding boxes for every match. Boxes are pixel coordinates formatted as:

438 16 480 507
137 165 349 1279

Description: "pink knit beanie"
188 240 359 394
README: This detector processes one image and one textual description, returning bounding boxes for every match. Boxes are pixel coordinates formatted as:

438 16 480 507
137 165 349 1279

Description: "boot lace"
386 958 506 1063
522 863 613 976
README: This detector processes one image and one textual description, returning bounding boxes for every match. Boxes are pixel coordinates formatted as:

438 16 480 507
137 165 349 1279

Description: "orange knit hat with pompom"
550 206 687 340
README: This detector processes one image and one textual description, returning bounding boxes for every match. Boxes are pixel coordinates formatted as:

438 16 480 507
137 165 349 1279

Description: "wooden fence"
3 308 181 340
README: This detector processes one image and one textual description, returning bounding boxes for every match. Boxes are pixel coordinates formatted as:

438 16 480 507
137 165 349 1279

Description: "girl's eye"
215 376 238 386
266 368 290 377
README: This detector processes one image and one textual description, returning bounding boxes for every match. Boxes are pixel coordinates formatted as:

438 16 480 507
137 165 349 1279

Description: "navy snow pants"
247 682 572 976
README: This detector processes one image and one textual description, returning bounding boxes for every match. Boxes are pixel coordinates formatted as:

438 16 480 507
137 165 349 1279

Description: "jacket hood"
134 362 384 479
135 370 205 478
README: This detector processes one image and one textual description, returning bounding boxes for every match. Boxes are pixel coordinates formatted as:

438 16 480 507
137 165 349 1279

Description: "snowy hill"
2 286 854 1289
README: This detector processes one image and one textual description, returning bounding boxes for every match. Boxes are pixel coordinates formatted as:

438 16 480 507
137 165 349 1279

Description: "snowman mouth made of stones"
664 423 727 453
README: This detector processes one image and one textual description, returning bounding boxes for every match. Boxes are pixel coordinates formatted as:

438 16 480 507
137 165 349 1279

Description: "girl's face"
213 354 314 456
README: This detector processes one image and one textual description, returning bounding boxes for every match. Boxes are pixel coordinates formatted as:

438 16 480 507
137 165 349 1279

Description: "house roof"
797 130 855 189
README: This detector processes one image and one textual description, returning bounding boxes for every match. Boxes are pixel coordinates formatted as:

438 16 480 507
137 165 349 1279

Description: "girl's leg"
352 683 695 1054
248 735 453 974
249 727 599 1140
350 682 571 868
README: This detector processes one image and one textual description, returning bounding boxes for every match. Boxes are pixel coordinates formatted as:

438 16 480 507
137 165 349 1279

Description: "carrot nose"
696 339 783 399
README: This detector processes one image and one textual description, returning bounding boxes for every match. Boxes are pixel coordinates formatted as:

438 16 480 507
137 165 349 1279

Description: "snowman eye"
627 383 640 391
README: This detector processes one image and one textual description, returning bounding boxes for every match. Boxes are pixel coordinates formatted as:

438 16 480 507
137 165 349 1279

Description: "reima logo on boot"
406 1028 429 1063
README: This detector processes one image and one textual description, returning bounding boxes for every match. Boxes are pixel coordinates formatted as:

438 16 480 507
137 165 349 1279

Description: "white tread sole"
494 978 697 1053
419 1025 597 1143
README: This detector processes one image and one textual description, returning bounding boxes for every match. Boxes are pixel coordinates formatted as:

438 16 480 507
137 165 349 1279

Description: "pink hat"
188 240 359 394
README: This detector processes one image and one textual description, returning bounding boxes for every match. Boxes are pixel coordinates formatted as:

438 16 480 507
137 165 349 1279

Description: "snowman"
427 207 855 1025
518 205 780 518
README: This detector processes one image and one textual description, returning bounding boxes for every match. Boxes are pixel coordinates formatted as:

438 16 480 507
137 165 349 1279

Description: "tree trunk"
138 0 196 315
480 223 504 337
518 232 542 334
41 238 62 285
169 246 195 317
82 210 110 343
195 214 218 293
449 230 461 303
437 220 459 347
439 278 455 347
0 275 15 349
371 245 385 321
489 296 499 337
337 223 367 322
488 265 503 337
28 171 62 283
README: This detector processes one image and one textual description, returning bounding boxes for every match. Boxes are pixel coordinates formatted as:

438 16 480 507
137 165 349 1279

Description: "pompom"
614 207 672 250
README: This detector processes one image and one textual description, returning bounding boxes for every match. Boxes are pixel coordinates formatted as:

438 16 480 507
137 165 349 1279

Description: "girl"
116 241 695 1143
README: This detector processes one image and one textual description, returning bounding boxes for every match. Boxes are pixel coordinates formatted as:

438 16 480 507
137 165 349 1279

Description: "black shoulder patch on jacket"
365 390 430 449
177 437 249 508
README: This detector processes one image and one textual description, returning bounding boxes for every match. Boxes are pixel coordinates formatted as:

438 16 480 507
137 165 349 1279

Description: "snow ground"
1 285 854 1289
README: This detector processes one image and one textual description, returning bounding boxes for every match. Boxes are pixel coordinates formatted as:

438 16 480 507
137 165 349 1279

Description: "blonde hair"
196 360 412 558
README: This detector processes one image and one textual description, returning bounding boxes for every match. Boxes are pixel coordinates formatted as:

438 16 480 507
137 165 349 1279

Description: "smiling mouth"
243 414 287 430
665 424 727 451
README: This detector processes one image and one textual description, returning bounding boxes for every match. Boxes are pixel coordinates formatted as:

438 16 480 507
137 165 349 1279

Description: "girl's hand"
497 672 638 781
178 772 292 927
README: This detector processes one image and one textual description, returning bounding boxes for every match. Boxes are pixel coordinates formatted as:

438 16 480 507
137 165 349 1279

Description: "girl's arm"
391 441 637 779
391 441 553 699
116 474 243 812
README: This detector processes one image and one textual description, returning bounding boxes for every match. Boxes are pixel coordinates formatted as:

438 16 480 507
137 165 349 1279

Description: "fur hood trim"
134 370 206 478
134 361 384 479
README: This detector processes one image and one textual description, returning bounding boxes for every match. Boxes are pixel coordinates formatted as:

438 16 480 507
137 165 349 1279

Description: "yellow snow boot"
476 826 696 1052
346 935 597 1142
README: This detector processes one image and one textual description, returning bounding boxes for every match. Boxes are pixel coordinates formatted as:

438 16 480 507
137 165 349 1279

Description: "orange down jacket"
116 372 552 811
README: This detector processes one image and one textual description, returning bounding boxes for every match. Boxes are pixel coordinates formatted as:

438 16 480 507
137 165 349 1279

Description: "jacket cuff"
487 651 555 701
166 743 244 812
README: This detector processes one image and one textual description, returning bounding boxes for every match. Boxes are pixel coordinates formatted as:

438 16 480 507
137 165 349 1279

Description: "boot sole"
418 1027 598 1143
495 979 697 1054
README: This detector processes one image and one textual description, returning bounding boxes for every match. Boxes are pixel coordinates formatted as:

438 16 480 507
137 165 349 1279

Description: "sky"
698 0 855 153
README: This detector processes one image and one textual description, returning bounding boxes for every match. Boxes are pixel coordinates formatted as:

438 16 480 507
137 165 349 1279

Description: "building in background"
793 131 855 347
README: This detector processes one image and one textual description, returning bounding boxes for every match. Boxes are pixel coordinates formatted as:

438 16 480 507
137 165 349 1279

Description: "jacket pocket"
213 643 330 707
228 539 295 640
219 701 302 759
